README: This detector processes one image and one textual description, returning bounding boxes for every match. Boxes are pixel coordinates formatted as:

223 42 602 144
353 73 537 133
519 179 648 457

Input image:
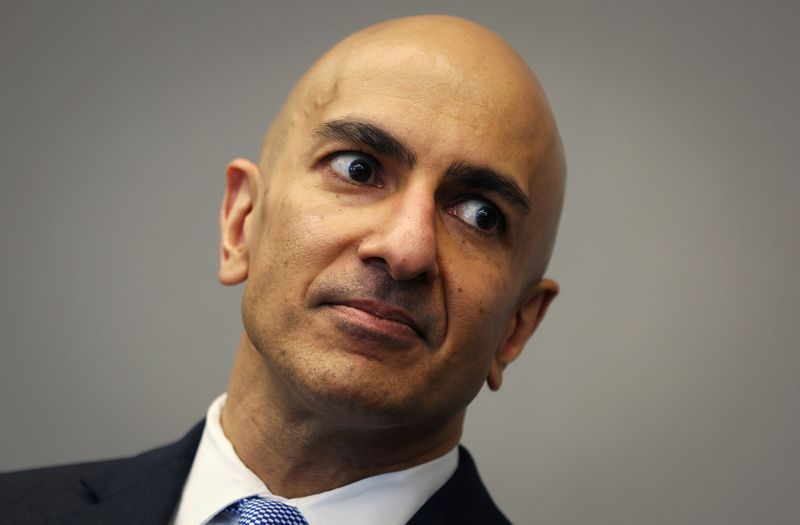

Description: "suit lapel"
47 421 205 525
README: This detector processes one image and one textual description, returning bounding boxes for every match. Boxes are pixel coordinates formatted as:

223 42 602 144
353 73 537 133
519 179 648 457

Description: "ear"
219 158 260 285
487 278 559 391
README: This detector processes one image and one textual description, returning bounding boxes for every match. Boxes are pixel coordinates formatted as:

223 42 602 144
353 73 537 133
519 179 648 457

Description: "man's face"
233 43 556 429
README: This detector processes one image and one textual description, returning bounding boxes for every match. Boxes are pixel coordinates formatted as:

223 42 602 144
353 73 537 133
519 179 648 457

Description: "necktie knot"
226 496 309 525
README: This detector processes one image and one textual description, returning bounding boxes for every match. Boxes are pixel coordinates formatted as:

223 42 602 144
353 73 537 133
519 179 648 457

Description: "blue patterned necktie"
226 496 309 525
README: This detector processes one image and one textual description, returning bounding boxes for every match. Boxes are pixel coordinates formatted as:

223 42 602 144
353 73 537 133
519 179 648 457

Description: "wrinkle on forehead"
267 17 547 141
320 29 544 124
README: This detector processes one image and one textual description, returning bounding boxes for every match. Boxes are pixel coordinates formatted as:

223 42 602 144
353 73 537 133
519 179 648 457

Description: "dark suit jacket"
0 421 511 524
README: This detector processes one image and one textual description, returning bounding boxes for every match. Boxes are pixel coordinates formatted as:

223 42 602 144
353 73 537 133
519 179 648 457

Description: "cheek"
418 272 515 416
247 189 361 301
242 193 351 345
443 269 514 361
446 245 514 322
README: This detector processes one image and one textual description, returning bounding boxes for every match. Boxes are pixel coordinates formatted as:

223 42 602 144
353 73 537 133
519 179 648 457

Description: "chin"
287 357 435 427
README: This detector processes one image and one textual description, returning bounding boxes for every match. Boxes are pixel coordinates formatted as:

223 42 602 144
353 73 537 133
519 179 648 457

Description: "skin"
216 15 565 498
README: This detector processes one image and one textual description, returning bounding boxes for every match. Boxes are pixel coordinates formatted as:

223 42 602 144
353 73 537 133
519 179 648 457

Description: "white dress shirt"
171 394 458 525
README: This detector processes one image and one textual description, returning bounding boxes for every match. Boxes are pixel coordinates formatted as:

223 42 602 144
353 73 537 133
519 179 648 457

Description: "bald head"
258 15 564 282
220 16 565 452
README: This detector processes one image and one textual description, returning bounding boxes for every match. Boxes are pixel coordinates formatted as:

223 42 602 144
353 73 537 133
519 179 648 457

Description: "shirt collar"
172 393 458 525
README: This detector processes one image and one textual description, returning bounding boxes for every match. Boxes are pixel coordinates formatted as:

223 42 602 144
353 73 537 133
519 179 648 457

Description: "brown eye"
328 153 378 184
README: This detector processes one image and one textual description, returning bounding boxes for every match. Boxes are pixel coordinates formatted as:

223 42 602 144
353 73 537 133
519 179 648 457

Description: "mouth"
322 299 425 343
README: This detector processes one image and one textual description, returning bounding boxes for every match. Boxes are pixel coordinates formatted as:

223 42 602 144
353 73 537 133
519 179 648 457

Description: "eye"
449 198 504 234
327 152 379 185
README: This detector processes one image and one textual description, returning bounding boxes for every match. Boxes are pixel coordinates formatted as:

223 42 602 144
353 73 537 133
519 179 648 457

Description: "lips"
322 298 426 342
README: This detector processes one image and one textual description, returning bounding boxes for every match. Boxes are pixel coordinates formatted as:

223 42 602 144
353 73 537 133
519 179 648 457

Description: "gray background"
1 1 798 523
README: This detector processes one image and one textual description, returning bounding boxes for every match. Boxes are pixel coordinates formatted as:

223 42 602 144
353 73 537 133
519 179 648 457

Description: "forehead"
297 43 548 186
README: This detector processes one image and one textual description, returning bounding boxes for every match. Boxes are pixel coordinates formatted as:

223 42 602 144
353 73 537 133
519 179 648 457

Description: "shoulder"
0 457 132 521
0 421 204 523
408 446 511 525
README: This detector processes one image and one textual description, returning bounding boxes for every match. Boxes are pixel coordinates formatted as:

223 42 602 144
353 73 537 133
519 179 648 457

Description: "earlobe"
487 279 559 391
219 158 260 286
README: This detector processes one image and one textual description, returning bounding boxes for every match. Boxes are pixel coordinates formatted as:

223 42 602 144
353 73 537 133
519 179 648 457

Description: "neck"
221 333 463 498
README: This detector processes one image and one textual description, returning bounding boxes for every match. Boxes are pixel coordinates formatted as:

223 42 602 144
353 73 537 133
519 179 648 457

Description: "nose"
357 187 440 282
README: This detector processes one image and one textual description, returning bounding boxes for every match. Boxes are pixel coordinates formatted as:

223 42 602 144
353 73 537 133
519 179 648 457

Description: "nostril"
362 255 392 275
358 238 439 283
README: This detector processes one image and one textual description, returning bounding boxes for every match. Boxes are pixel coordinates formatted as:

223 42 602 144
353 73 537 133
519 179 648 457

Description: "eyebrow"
314 118 531 214
444 161 532 214
314 118 417 169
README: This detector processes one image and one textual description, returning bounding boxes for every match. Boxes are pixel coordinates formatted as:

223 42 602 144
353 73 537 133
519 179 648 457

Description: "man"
1 15 564 524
